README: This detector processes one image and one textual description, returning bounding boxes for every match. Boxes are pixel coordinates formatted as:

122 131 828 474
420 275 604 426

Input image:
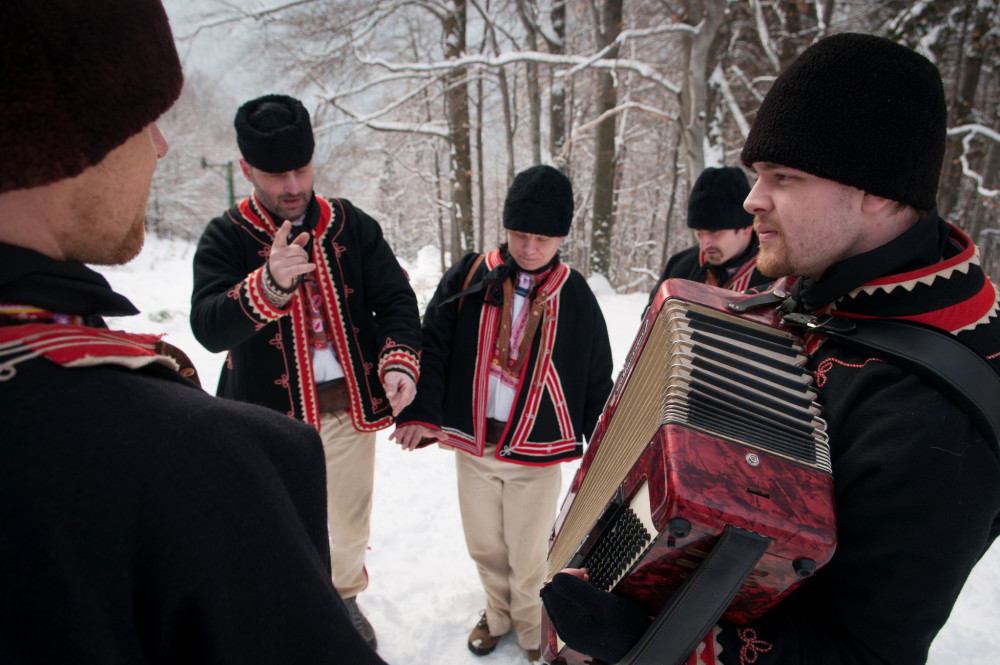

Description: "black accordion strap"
785 314 1000 452
615 525 771 665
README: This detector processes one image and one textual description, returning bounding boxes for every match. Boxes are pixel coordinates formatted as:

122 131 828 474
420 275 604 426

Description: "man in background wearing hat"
541 32 1000 665
190 94 421 651
0 2 388 663
391 165 613 663
646 165 771 308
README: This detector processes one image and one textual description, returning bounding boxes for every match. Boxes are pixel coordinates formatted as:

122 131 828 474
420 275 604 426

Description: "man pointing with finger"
191 93 421 651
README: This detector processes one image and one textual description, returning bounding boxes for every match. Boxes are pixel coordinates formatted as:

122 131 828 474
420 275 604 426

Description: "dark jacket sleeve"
395 252 482 428
717 355 1000 664
189 212 284 354
646 246 699 313
581 290 614 441
346 201 422 379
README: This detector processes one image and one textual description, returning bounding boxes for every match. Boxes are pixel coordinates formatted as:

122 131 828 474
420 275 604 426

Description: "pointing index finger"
272 220 293 249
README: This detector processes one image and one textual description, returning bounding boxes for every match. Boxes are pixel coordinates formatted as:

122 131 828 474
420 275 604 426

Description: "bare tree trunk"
662 124 684 268
938 5 988 219
434 149 447 273
548 0 567 166
483 12 517 188
590 0 622 278
678 0 725 183
444 0 474 257
476 71 486 252
516 0 542 165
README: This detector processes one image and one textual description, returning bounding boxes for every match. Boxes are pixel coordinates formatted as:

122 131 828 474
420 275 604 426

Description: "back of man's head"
741 33 946 211
0 0 183 195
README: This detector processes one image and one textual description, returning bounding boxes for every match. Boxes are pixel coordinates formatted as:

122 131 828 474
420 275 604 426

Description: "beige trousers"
456 448 562 651
319 410 376 599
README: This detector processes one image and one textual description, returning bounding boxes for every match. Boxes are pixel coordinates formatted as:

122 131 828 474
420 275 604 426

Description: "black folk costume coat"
646 235 772 310
714 213 1000 664
0 242 387 665
191 194 420 431
398 249 614 465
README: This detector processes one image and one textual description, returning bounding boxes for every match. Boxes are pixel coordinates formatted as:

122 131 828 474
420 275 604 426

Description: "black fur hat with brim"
0 0 184 194
235 95 315 174
741 33 946 211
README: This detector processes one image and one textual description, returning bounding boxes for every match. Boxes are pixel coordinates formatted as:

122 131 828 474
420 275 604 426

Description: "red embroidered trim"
738 628 773 664
813 356 885 387
0 324 169 380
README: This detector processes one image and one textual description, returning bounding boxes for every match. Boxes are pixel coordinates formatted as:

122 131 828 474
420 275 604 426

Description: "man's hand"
268 220 315 289
390 423 439 451
382 370 416 416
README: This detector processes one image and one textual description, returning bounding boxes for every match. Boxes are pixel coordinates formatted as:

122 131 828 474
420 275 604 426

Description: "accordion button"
668 518 691 539
793 558 817 577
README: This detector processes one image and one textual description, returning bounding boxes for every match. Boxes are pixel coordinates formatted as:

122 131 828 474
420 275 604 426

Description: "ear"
860 193 893 215
238 159 253 182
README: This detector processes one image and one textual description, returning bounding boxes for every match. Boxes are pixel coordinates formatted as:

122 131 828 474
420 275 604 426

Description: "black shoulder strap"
783 313 1000 451
439 253 488 313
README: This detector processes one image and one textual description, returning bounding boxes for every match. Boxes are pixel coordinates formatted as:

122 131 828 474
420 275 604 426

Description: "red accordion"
543 279 837 664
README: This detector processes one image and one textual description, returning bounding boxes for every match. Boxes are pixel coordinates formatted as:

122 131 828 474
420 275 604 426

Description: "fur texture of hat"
235 95 315 173
687 166 754 231
502 165 574 237
0 0 183 194
741 33 946 211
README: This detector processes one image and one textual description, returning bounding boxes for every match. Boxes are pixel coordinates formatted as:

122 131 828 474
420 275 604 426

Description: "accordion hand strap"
615 525 771 665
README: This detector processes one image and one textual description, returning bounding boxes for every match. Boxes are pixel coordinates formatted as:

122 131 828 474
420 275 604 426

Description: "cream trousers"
319 410 376 599
456 448 562 651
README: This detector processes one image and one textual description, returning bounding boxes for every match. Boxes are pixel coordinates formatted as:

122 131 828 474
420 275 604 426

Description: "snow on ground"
101 235 1000 664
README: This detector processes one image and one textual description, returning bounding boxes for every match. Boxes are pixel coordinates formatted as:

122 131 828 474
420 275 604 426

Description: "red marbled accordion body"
543 279 836 664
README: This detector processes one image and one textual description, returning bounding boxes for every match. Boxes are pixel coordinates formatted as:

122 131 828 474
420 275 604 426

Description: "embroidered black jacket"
191 194 421 431
396 249 614 465
717 212 1000 664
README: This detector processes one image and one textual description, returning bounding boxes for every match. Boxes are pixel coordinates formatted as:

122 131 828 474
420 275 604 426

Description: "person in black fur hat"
392 165 613 664
543 33 1000 665
646 166 772 310
0 2 388 664
191 93 422 652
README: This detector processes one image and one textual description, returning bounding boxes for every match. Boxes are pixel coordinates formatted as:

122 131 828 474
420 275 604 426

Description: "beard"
753 217 795 278
64 182 149 265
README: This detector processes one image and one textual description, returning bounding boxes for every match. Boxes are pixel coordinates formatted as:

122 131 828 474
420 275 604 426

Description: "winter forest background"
156 0 999 292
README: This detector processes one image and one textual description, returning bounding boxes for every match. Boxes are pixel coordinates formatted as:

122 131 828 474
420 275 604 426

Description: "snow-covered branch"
748 0 781 72
355 50 681 95
176 0 320 40
712 64 750 138
557 101 675 161
949 124 1000 198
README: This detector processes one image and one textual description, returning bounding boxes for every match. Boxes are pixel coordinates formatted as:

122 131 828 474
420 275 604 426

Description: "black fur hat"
741 33 946 211
687 166 754 231
502 165 574 237
0 0 183 194
235 95 315 173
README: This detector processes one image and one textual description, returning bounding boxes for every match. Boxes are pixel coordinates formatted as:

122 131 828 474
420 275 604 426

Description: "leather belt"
484 417 507 445
316 378 350 413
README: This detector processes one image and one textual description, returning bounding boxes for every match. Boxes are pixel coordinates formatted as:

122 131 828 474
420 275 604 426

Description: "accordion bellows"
544 279 837 663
